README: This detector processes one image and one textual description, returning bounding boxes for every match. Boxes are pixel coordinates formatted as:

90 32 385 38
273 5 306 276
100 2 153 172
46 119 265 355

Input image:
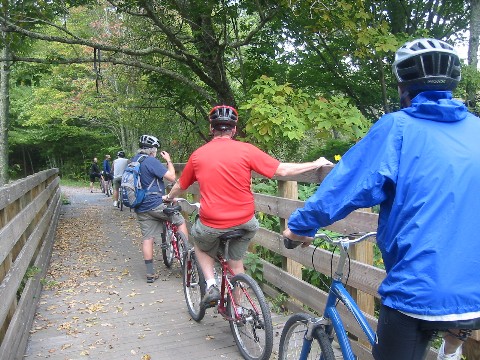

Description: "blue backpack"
121 155 155 208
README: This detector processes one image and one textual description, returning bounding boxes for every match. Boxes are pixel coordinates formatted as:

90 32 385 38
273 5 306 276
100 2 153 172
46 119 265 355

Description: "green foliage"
270 292 289 314
17 266 41 300
244 252 264 282
304 138 355 164
242 76 370 151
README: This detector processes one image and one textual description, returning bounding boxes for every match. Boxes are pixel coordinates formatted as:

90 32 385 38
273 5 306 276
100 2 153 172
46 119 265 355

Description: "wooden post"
278 180 303 279
464 335 480 359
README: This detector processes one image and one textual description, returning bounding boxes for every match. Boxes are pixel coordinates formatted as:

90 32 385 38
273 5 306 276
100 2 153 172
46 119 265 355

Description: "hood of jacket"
401 91 467 123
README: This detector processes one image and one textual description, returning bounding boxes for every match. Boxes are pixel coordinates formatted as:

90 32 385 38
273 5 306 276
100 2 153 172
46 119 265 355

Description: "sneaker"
437 339 462 360
202 285 221 306
113 201 118 207
146 273 159 283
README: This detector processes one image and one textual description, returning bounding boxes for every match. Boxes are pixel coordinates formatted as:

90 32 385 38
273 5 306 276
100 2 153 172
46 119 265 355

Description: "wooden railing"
173 163 479 360
0 169 61 360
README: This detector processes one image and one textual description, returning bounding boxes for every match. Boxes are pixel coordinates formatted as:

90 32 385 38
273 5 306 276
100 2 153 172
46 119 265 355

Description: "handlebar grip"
283 237 302 249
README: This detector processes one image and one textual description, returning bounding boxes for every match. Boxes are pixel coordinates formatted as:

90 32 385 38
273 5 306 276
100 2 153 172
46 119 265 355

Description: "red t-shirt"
179 138 280 228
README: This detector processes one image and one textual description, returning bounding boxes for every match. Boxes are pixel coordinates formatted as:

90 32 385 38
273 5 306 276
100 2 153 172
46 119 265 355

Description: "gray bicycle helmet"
209 105 238 130
117 150 125 158
393 38 461 93
139 134 160 149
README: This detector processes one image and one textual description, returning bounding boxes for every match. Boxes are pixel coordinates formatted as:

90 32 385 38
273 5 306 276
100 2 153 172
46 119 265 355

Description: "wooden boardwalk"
24 187 286 360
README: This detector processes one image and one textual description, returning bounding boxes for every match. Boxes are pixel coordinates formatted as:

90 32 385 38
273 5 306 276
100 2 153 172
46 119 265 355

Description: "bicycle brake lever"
283 237 302 249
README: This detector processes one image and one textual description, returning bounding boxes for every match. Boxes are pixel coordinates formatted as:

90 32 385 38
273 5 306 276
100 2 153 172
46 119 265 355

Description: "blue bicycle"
280 232 377 360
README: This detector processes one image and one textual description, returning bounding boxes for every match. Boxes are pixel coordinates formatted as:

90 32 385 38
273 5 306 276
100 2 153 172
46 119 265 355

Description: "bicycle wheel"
175 230 189 270
162 225 175 268
182 249 206 321
227 273 273 360
106 181 112 196
278 313 335 360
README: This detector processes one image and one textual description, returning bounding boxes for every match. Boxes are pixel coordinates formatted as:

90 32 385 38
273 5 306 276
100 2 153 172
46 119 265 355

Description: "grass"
60 178 88 188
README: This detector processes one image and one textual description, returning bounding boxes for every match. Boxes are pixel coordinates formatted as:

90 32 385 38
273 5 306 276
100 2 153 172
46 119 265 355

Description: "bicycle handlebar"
284 231 377 250
173 197 200 209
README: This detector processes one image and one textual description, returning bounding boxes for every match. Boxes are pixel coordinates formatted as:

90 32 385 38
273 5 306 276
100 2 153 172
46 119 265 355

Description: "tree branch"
9 54 216 103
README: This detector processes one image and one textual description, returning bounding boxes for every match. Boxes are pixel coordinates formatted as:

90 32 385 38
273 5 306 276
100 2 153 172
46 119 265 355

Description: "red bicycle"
181 200 273 360
160 201 189 271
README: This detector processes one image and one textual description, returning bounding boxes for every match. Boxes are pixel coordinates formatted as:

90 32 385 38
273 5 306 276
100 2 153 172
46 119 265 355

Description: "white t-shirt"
113 158 129 178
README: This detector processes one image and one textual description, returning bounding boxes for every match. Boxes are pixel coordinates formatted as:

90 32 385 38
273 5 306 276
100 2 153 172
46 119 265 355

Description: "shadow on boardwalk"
24 186 286 360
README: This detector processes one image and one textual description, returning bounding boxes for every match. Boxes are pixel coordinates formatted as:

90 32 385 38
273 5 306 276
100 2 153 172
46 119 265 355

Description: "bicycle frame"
164 221 182 261
298 234 377 360
215 252 260 322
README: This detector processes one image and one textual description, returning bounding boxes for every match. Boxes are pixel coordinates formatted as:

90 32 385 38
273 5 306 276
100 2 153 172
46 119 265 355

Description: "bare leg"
143 238 154 261
442 331 463 356
178 223 189 241
194 243 215 281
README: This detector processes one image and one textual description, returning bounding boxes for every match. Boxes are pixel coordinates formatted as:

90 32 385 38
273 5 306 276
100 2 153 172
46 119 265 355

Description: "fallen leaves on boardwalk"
25 188 167 359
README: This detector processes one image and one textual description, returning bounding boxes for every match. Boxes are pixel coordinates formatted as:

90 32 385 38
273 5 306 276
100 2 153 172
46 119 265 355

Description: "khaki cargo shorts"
136 203 185 241
191 215 259 260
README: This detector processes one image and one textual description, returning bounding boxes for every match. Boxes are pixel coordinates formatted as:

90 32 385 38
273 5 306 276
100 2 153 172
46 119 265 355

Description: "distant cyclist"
283 38 480 360
102 154 113 182
89 157 101 193
165 105 331 306
130 135 188 283
112 151 129 207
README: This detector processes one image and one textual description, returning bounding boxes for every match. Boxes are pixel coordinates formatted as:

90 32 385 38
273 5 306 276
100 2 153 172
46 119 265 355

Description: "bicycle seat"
218 229 246 241
420 317 480 331
163 204 182 216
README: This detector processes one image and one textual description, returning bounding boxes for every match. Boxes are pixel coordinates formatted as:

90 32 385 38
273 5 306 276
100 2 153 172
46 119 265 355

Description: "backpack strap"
138 154 161 195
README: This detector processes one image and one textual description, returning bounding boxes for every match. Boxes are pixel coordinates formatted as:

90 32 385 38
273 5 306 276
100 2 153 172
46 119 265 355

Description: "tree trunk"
0 44 10 186
467 0 480 108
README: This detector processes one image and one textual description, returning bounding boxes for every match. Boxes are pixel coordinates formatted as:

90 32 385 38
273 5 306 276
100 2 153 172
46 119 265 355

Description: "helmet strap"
400 89 411 109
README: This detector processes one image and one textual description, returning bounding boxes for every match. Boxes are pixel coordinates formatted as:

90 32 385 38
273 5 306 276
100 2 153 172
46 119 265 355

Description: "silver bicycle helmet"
209 105 238 130
139 134 160 149
393 38 461 93
117 150 125 157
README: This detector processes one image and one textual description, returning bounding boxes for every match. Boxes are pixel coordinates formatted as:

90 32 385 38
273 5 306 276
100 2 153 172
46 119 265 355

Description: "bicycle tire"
278 313 336 360
162 225 175 268
227 273 273 360
175 230 189 270
182 249 206 321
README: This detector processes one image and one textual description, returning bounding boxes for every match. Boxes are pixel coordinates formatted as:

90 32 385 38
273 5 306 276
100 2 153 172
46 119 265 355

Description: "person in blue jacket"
283 38 480 360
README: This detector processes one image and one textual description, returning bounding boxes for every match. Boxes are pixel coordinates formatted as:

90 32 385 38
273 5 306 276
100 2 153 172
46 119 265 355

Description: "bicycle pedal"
160 243 169 250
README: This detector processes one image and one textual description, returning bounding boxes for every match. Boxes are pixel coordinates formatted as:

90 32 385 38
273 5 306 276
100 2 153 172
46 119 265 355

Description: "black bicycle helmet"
209 105 238 130
139 134 160 149
393 38 461 93
117 150 125 158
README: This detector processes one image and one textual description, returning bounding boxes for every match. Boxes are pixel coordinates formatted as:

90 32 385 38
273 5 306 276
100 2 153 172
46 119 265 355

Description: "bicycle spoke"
182 250 205 321
228 273 273 360
279 313 326 360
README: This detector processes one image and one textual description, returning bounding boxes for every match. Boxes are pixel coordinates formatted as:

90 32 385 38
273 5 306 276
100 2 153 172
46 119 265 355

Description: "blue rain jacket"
288 91 480 316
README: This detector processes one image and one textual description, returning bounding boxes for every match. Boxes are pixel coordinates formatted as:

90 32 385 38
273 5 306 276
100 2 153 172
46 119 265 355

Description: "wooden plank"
0 177 59 266
1 192 61 360
0 186 59 330
252 227 385 297
0 169 57 210
254 193 379 234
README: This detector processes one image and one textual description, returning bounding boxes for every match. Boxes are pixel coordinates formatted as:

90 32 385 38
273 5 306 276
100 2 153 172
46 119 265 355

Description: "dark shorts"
373 305 433 360
89 173 101 182
190 216 259 260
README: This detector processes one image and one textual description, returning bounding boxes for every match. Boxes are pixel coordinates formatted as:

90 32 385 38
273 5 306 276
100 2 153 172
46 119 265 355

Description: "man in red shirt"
165 105 331 305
